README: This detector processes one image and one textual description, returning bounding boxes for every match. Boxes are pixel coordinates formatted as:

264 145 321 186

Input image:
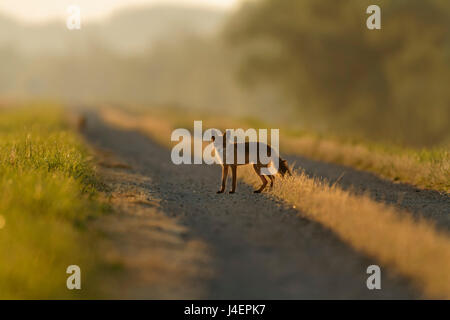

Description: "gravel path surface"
84 113 418 299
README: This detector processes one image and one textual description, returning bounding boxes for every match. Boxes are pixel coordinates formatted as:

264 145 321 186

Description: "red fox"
210 130 291 194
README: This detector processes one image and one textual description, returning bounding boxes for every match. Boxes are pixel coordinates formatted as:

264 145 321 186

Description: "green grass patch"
0 104 109 299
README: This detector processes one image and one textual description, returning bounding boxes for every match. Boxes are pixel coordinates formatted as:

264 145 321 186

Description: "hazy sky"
0 0 238 23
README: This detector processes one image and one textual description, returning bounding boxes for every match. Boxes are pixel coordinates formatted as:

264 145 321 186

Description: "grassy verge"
0 104 107 299
103 106 449 193
101 107 450 298
282 134 449 193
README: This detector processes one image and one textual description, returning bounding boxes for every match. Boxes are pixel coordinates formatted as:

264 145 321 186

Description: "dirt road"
84 113 419 299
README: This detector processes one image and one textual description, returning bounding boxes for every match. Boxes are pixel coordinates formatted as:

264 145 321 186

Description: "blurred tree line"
0 5 293 123
225 0 450 146
0 2 448 147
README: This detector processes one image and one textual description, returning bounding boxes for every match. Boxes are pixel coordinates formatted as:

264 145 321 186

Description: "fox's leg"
267 175 275 188
217 165 229 194
253 164 267 193
230 165 237 194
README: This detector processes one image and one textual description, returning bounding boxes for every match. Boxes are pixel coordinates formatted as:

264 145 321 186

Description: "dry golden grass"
240 166 450 298
101 107 450 298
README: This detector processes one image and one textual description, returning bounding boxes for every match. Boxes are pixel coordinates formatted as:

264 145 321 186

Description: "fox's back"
214 141 278 165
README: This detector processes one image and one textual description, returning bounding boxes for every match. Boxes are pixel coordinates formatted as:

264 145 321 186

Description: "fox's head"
208 129 232 149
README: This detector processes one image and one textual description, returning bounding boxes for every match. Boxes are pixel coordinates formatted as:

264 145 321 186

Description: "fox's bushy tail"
279 158 292 177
